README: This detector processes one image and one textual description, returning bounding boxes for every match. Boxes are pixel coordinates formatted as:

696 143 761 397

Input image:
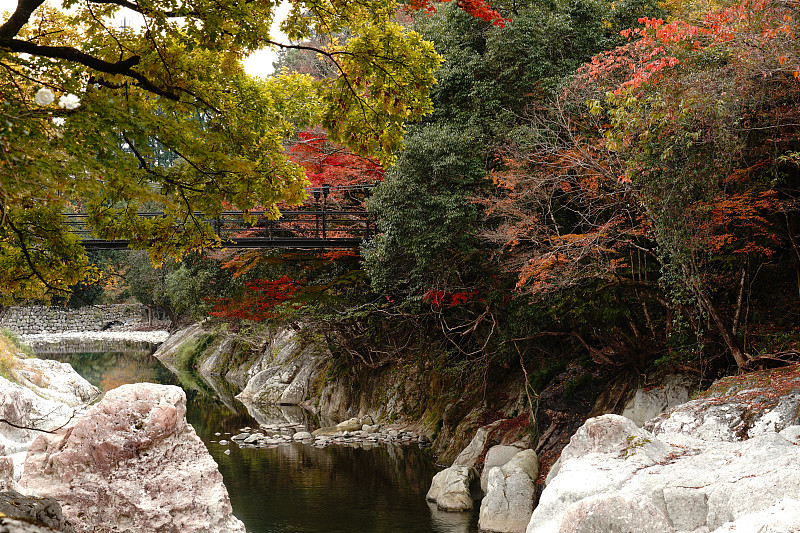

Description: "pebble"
228 425 430 451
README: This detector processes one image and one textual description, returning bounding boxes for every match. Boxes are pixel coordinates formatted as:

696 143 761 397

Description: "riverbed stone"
19 383 245 533
293 431 312 440
479 449 539 533
336 417 363 432
426 465 481 512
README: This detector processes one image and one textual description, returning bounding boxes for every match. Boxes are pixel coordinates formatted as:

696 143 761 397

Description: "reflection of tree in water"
33 352 179 393
99 356 159 391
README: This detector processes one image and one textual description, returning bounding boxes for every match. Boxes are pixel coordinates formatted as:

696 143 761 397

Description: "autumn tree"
365 0 663 299
0 0 440 302
482 0 800 370
582 2 800 368
285 129 384 207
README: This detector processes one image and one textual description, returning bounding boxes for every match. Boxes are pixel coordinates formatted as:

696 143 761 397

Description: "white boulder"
480 444 527 492
645 369 800 441
426 465 481 511
0 370 98 457
19 383 245 533
479 449 539 533
557 492 673 533
452 419 507 468
621 374 697 427
527 413 800 533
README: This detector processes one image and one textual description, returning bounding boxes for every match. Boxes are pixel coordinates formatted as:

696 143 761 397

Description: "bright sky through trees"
0 0 290 77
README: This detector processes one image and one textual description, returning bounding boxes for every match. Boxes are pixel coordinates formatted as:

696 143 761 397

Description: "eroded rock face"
236 328 327 406
479 449 539 533
0 370 99 456
646 366 800 441
621 373 698 427
19 383 245 533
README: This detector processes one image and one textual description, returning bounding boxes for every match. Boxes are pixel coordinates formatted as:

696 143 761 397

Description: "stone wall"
0 304 148 335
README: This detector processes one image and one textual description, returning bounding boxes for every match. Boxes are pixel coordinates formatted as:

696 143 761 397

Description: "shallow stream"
30 344 480 533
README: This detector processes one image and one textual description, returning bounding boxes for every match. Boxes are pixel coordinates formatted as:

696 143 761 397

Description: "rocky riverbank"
0 334 243 533
213 415 431 452
146 321 800 533
422 364 800 533
154 322 533 462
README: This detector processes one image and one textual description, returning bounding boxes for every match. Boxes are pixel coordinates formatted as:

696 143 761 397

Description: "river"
29 343 481 533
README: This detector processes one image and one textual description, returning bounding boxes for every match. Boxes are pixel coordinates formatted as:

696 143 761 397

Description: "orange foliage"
700 191 781 257
581 0 800 95
288 129 383 190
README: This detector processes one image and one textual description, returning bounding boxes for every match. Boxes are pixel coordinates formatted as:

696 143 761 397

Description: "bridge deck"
66 210 376 250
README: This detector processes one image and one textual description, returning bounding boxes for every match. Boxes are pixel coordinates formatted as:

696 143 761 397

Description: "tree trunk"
698 289 750 369
683 263 749 369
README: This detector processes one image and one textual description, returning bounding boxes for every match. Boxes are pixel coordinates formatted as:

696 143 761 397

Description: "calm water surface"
32 347 480 533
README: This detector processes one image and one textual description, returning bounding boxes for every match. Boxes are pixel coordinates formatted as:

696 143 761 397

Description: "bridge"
66 209 377 250
65 184 379 250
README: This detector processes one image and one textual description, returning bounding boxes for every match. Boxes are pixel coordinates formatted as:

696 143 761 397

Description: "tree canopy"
0 0 440 301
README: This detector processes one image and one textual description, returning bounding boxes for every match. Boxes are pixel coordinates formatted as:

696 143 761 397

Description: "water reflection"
242 403 316 429
31 344 479 533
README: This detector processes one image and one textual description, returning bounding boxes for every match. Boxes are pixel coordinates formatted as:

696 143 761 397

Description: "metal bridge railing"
64 209 377 249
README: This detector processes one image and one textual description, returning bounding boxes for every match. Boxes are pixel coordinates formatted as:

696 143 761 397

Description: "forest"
2 0 800 445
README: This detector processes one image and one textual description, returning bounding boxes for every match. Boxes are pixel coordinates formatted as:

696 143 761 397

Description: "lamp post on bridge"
321 184 330 241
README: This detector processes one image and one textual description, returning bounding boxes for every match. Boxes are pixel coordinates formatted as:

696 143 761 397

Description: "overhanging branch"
2 39 180 100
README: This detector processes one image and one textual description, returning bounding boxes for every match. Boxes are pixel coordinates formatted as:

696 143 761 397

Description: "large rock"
711 499 800 532
453 419 508 468
19 383 245 533
236 328 327 406
621 373 698 427
557 492 673 533
426 465 481 512
528 409 800 533
0 370 98 456
480 444 528 492
12 358 99 407
479 449 539 533
646 365 800 441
